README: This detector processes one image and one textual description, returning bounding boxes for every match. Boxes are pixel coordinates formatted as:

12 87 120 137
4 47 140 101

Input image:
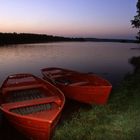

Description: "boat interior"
43 69 111 87
1 74 63 119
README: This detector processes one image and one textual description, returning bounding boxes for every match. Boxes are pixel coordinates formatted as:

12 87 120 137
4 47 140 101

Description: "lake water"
0 42 139 86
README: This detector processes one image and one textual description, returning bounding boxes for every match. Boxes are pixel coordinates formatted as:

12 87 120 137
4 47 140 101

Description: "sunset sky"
0 0 138 39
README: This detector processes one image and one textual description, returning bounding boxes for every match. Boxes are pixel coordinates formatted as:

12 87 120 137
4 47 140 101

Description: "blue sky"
0 0 138 39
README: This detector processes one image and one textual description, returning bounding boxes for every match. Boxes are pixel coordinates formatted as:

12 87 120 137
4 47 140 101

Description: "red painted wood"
41 67 112 105
0 73 65 140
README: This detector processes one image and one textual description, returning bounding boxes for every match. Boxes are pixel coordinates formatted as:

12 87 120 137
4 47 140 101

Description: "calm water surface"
0 42 139 86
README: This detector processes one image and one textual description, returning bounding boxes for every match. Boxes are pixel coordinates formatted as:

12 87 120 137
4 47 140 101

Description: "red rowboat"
0 73 65 140
41 67 112 105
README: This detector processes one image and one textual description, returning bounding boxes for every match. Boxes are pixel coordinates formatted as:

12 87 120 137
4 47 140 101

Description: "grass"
53 72 140 140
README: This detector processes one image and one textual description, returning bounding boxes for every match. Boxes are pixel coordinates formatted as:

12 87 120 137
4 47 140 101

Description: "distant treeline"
84 38 139 43
0 32 139 45
0 32 85 45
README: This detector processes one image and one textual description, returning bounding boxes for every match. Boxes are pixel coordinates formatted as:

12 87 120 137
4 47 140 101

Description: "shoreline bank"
53 57 140 140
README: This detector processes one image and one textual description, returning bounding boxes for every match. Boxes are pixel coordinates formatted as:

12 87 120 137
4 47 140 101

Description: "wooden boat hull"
58 84 111 104
3 112 51 140
41 67 112 105
2 108 61 140
0 74 65 140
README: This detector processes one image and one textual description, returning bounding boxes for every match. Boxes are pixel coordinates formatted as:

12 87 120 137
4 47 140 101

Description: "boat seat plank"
7 77 35 85
2 84 43 93
47 69 62 74
55 77 89 86
68 81 89 86
51 73 72 79
1 96 60 110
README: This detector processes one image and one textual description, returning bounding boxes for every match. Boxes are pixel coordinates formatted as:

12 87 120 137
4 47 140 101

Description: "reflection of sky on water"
0 42 139 86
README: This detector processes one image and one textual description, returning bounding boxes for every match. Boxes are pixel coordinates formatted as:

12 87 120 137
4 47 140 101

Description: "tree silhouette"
0 33 85 45
131 0 140 41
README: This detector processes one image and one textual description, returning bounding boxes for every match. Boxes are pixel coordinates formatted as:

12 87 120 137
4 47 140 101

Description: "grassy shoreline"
53 62 140 140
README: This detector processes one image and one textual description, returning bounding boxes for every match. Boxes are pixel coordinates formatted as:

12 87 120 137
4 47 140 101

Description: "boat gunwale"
41 68 112 88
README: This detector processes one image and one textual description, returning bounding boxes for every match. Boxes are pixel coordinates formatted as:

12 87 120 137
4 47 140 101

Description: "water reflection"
0 42 139 86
